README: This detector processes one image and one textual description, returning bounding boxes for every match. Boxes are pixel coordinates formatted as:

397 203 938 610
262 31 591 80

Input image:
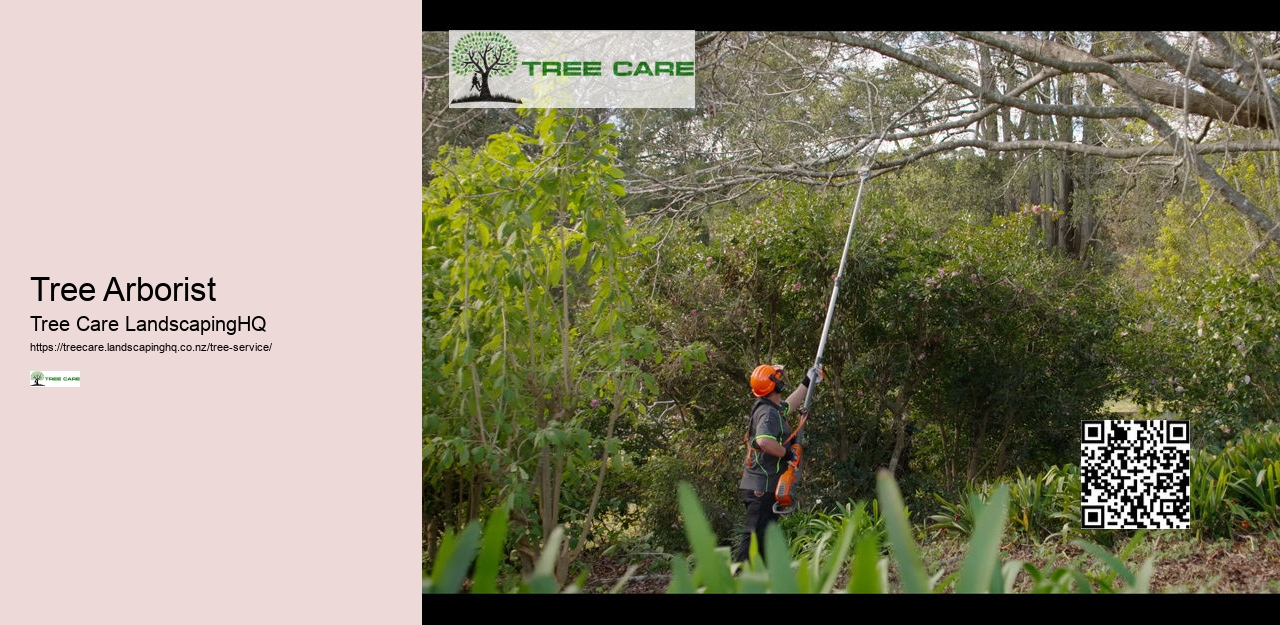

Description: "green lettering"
563 61 581 76
522 61 539 76
613 61 632 76
632 61 653 76
654 61 674 76
584 61 601 76
544 61 561 76
676 61 694 76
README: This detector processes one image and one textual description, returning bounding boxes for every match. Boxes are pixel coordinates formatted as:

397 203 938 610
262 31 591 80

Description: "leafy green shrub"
1117 260 1280 449
423 506 583 594
1117 156 1280 447
927 427 1280 544
1008 465 1077 540
928 487 984 538
825 207 1118 494
669 472 1152 593
783 499 887 562
637 439 741 552
1190 423 1280 538
628 184 1123 527
929 464 1077 543
423 109 661 581
423 472 1156 594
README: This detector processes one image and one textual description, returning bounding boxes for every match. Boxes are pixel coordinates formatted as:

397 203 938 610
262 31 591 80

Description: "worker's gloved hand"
803 365 824 388
781 445 798 465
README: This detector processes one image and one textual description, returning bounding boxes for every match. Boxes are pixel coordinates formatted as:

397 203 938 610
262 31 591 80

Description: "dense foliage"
426 427 1280 593
630 186 1122 543
423 31 1280 592
927 424 1280 545
423 111 660 580
423 111 1280 587
424 472 1162 594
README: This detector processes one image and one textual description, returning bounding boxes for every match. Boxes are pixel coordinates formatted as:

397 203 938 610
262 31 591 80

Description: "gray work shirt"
738 397 792 493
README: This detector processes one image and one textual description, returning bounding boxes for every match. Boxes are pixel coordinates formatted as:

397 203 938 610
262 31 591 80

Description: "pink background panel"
0 3 422 623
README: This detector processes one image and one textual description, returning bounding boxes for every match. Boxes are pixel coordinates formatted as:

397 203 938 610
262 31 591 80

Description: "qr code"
1080 420 1190 529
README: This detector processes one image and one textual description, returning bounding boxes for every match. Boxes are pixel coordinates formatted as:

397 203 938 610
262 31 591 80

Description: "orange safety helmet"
749 364 786 397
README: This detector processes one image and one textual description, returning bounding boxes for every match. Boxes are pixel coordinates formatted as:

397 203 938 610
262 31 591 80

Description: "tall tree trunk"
1077 32 1106 262
538 435 554 538
938 409 960 493
443 473 457 527
966 410 990 482
990 427 1012 477
1058 153 1074 253
468 476 481 522
1042 167 1056 248
979 44 999 143
885 394 910 476
424 516 438 564
887 406 909 477
1053 35 1077 256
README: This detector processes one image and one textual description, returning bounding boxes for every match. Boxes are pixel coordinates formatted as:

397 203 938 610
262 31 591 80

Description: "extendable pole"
772 167 872 516
801 166 870 416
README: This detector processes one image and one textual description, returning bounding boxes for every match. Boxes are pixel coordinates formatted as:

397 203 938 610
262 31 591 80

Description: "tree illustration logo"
451 31 522 104
30 371 45 386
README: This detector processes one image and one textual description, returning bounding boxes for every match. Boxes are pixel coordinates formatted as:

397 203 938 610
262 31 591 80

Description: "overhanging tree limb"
1201 31 1280 131
954 31 1280 247
1134 31 1273 128
956 31 1273 129
794 32 1146 120
618 31 1280 249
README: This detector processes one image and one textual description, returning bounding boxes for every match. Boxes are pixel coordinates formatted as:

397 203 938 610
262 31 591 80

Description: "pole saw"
773 165 873 515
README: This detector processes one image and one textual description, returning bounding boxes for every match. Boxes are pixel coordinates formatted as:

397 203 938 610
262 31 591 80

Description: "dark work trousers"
734 488 780 563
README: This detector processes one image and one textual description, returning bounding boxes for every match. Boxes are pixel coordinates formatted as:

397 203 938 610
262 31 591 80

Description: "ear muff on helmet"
772 369 791 396
750 364 786 397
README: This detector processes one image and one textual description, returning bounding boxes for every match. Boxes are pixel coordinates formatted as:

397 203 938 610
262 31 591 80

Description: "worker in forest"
734 363 821 563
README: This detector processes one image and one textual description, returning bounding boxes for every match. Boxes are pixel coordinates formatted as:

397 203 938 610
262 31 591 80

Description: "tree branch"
957 31 1272 129
1134 31 1272 127
794 31 1145 120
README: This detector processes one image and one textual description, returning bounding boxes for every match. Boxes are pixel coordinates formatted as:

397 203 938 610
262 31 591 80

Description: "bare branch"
1100 50 1280 71
1135 31 1272 126
794 31 1145 120
957 31 1273 129
742 138 1280 184
1201 31 1280 132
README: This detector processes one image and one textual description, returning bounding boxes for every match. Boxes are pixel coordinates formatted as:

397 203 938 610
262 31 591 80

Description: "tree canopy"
609 32 1280 248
